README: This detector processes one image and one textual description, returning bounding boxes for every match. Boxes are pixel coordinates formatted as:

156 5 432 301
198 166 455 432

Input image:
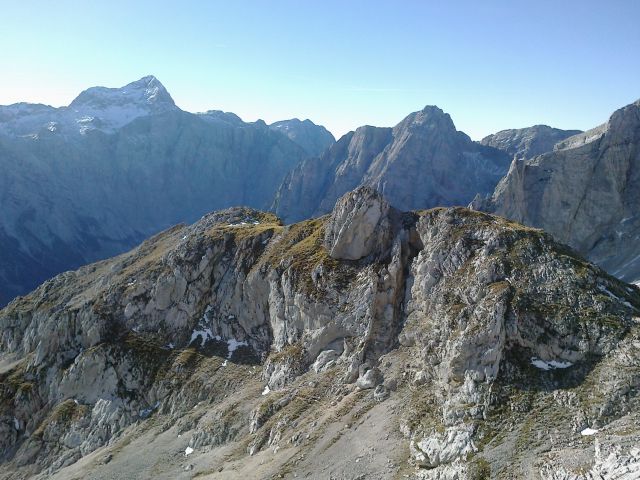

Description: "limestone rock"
269 118 336 156
1 195 640 479
356 368 384 390
480 124 581 160
273 106 511 223
475 99 640 283
323 187 396 260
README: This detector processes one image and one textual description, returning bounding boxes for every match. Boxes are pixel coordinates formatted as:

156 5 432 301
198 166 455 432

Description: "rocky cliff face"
2 187 639 479
481 125 582 160
0 77 313 306
272 106 511 223
474 99 640 284
269 118 335 156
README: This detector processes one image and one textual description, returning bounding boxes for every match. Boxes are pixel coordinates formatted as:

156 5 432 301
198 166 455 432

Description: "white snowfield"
530 357 573 370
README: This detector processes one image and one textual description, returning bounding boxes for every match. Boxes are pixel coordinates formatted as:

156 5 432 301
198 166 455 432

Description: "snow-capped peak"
69 75 175 110
0 76 179 137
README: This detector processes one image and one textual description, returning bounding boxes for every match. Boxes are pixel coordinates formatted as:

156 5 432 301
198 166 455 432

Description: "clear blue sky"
1 0 638 139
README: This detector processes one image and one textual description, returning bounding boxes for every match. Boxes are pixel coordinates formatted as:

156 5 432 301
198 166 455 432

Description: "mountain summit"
66 75 177 132
272 106 511 222
69 75 176 110
269 118 335 156
0 75 177 136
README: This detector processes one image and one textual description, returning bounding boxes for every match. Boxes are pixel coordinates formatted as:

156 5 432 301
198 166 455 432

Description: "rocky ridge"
272 106 512 223
480 125 582 160
474 99 640 284
1 187 640 479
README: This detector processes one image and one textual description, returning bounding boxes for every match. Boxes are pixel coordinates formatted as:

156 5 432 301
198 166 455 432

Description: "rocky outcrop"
272 106 511 223
480 125 582 159
323 187 397 260
269 118 335 156
474 99 640 283
2 189 640 479
0 76 311 306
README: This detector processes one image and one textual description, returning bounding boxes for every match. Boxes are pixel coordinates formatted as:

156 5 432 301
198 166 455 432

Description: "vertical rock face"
269 118 336 156
272 106 511 223
0 77 313 307
480 125 582 160
475 99 640 282
323 187 397 260
2 189 640 479
272 126 394 223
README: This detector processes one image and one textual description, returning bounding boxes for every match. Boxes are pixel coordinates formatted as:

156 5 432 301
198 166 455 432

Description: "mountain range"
2 75 640 479
0 76 334 306
474 99 640 284
272 106 514 222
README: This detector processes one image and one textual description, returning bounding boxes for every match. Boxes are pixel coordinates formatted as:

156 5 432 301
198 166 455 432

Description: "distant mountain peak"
396 105 457 134
481 124 583 159
69 75 175 110
269 118 335 156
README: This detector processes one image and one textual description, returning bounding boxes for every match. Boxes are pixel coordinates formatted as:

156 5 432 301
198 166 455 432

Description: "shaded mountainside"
272 106 511 223
0 76 327 306
480 125 582 160
474 99 640 284
2 187 640 479
269 118 335 156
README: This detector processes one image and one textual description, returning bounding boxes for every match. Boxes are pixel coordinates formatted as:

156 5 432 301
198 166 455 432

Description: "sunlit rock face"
480 124 582 160
475 99 640 283
272 105 511 223
2 188 640 479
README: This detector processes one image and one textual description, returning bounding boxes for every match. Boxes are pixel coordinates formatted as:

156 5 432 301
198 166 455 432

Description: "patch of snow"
184 446 194 456
163 342 175 350
189 306 219 346
145 86 160 102
228 217 260 227
226 338 248 358
581 427 599 436
190 326 215 346
598 285 635 309
531 357 573 370
13 418 19 430
262 385 271 396
221 359 228 367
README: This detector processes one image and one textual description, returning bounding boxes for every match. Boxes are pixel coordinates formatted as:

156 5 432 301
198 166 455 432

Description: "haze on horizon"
1 0 638 140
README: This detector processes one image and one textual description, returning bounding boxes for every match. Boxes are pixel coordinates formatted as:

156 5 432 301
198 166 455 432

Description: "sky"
0 0 639 140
